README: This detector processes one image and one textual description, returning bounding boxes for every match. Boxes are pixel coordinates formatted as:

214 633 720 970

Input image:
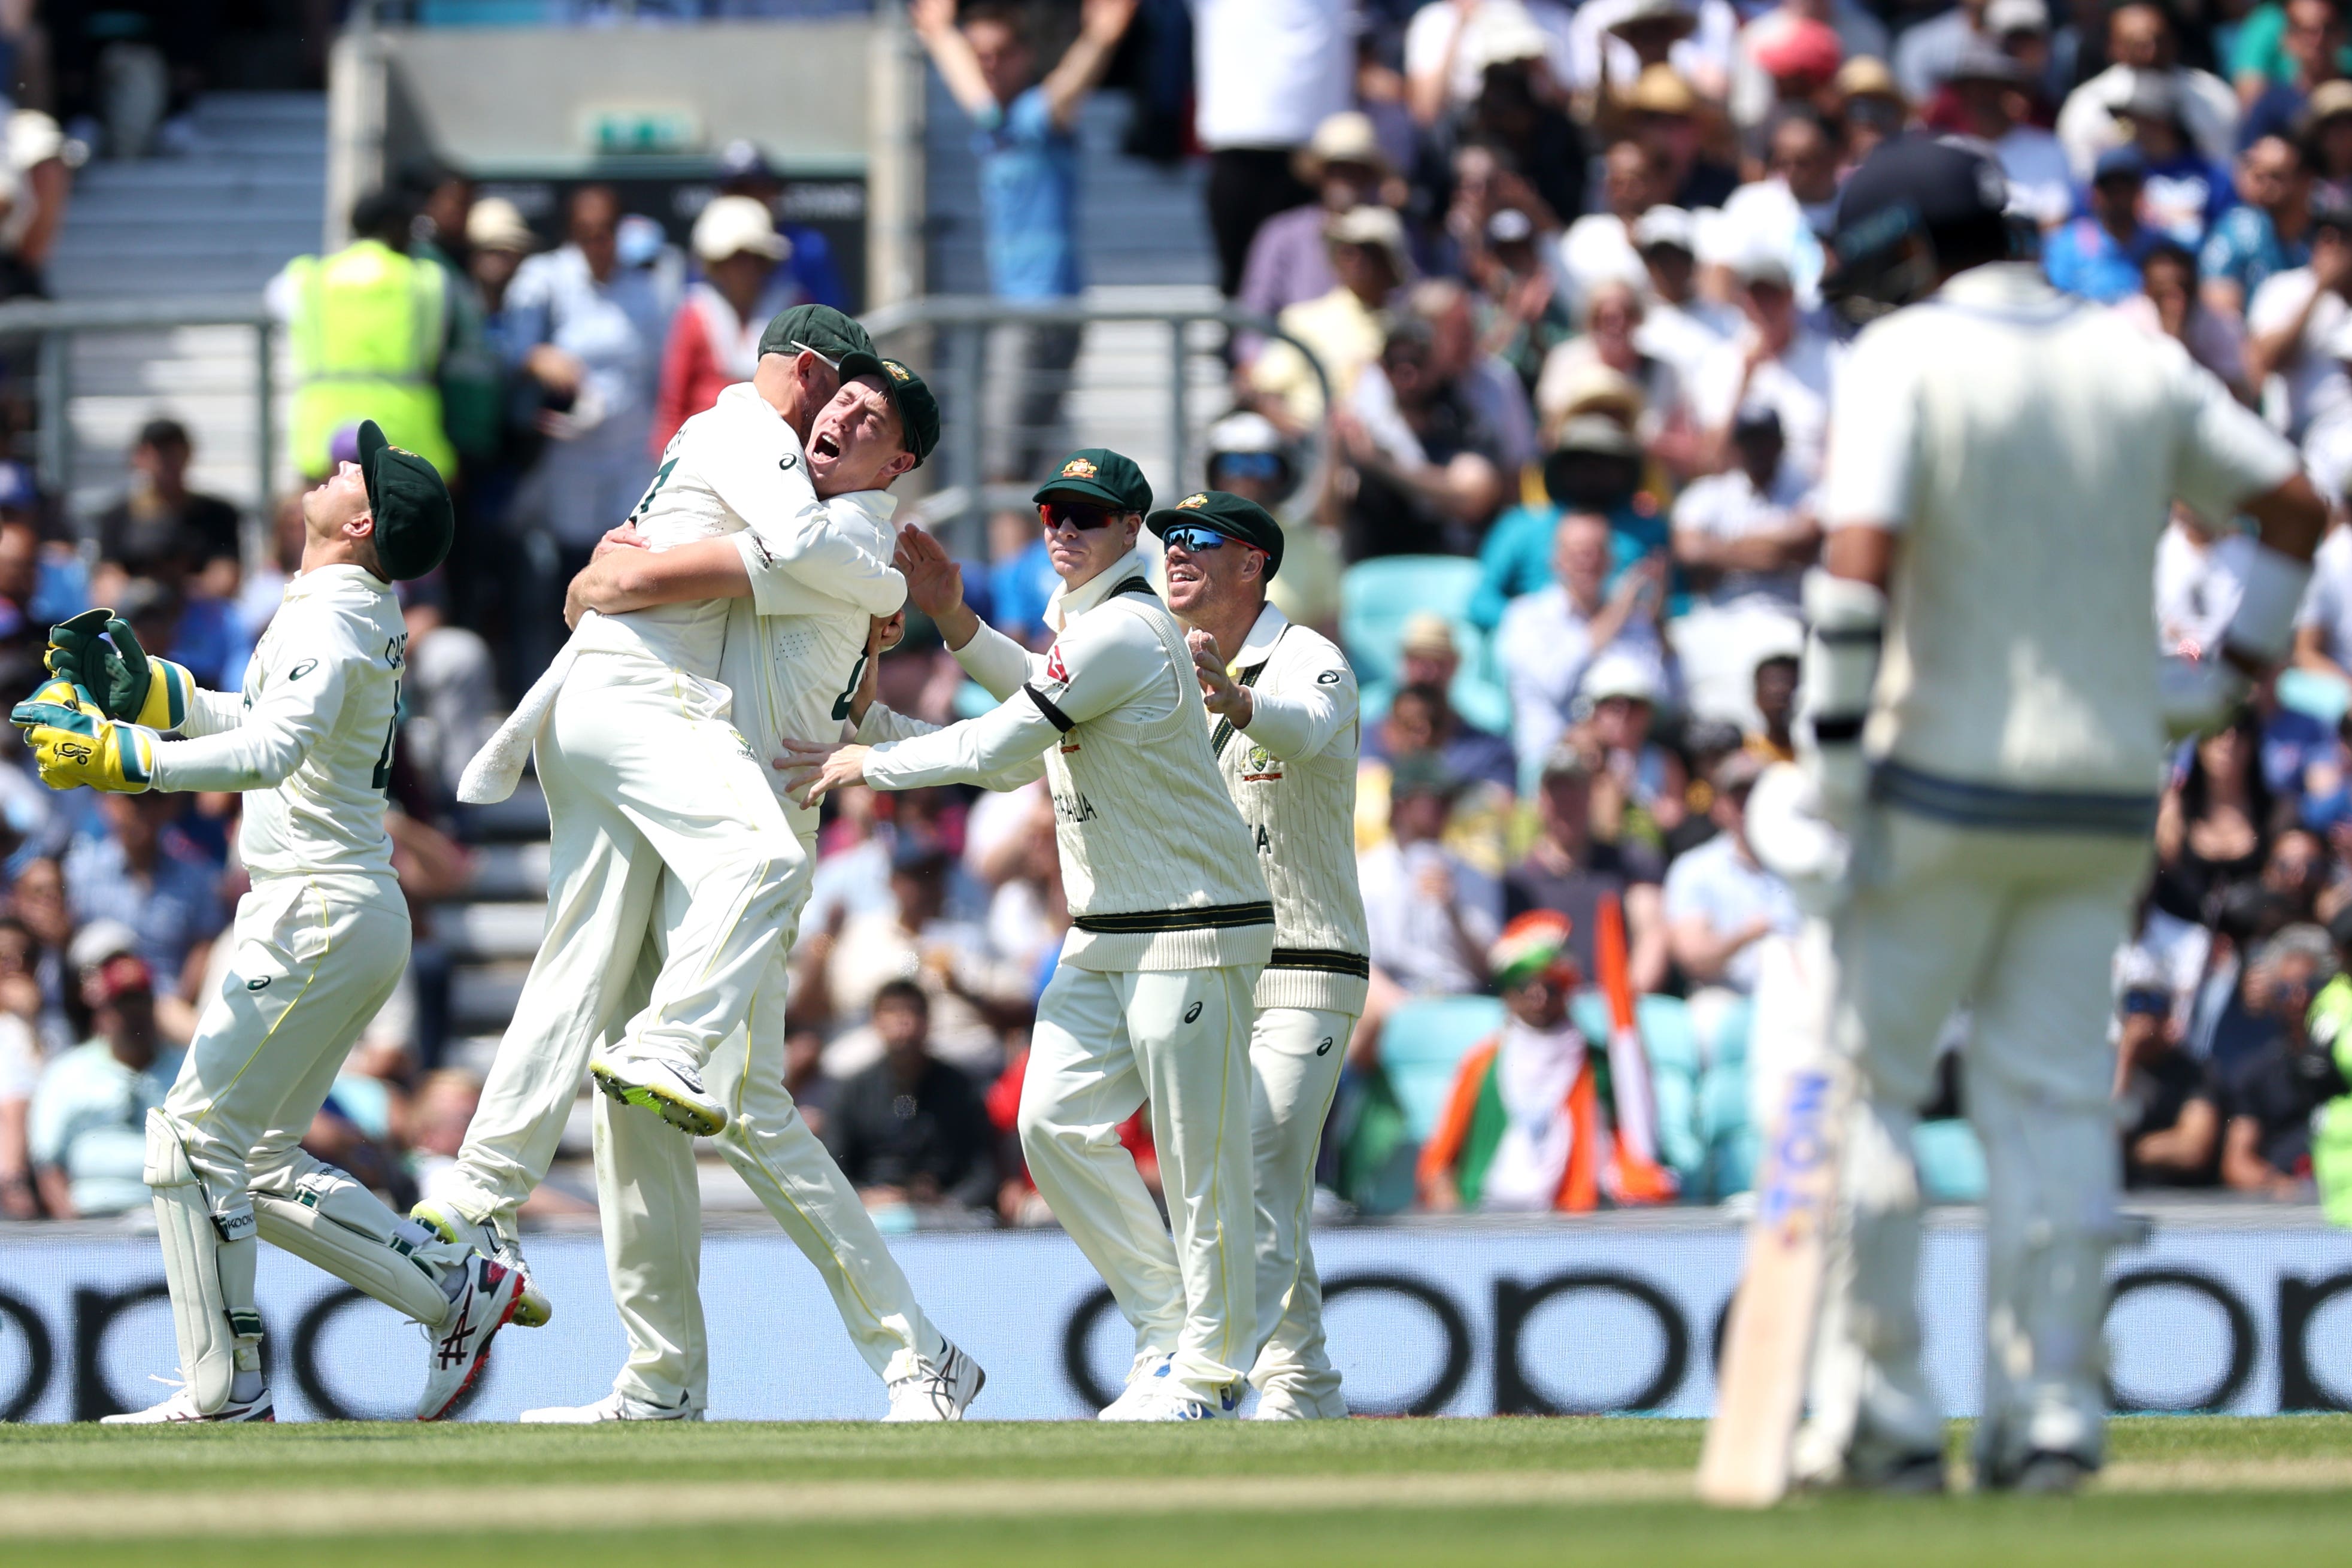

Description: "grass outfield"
4 1417 2350 1565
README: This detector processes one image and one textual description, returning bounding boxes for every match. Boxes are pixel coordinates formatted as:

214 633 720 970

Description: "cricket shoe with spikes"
417 1256 525 1421
589 1051 728 1136
408 1199 552 1329
521 1390 702 1423
883 1339 987 1421
100 1383 274 1424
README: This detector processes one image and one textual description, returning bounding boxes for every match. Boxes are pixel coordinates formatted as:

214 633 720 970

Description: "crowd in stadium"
13 0 2352 1227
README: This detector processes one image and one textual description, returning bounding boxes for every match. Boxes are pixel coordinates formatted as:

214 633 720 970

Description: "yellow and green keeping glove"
10 680 156 793
44 608 196 730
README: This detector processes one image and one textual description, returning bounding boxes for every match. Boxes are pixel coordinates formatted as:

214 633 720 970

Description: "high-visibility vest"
284 239 456 480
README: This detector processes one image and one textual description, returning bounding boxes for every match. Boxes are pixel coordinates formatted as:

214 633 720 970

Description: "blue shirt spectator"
2202 199 2311 305
987 534 1058 645
1470 497 1669 630
62 796 225 987
2048 146 2165 302
972 87 1082 301
29 954 182 1218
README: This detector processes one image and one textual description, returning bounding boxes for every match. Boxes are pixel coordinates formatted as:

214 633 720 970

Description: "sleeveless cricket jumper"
445 383 904 1239
859 547 1274 1406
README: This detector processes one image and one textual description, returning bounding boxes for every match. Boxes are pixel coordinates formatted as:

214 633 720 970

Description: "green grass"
4 1417 2349 1566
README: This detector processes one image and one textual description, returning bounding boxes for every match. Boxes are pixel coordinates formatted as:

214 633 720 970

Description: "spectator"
1359 754 1503 999
1734 11 1849 142
1559 139 1663 314
1471 414 1657 630
1623 62 1742 211
2055 2 2240 180
270 188 457 483
801 839 1030 1081
1236 111 1398 352
1663 751 1801 998
1835 55 1912 166
507 183 677 657
2120 240 2249 395
2150 709 2275 951
1416 910 1669 1212
28 954 180 1220
2115 956 2220 1187
2306 80 2352 207
1581 650 1690 846
1330 310 1512 559
1893 0 1990 103
2202 138 2312 326
91 417 241 584
2215 923 2336 1197
1670 407 1818 615
0 109 74 300
1505 745 1669 994
1690 250 1838 485
1572 0 1740 108
1714 106 1843 310
2110 74 2235 247
648 195 789 453
1498 511 1668 768
713 138 848 310
62 793 223 997
821 979 1000 1216
913 0 1133 479
2239 0 2347 148
2249 197 2352 489
1450 17 1589 229
1361 618 1520 793
983 505 1059 649
1193 0 1352 299
1202 411 1339 637
1947 46 2071 229
1630 204 1738 387
1405 0 1580 126
2044 145 2164 302
1747 649 1801 763
1535 279 1690 466
1247 204 1407 429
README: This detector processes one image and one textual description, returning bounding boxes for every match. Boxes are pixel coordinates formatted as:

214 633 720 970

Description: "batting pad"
144 1109 263 1412
251 1158 465 1328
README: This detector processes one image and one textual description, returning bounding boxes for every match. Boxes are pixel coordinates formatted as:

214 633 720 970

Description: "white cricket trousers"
439 649 807 1233
1244 1006 1353 1414
589 859 946 1412
1798 807 2148 1482
1018 962 1260 1407
163 874 411 1220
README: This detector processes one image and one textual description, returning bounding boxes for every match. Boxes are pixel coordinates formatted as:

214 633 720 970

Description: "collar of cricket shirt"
1232 600 1290 671
1927 260 2077 326
1045 545 1155 633
291 562 393 598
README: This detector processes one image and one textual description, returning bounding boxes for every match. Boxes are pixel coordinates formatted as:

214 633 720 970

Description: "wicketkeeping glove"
10 680 156 793
44 608 196 730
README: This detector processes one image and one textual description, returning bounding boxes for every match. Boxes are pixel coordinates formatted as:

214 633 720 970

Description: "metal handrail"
859 294 1332 536
0 293 277 544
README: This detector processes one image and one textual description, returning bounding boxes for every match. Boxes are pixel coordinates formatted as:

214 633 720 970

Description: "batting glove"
10 680 156 793
44 608 196 730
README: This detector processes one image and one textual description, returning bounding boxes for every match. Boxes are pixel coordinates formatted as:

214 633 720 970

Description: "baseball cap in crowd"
756 302 875 365
692 195 787 264
1624 63 1700 117
2111 69 2183 130
1548 362 1646 426
1401 611 1460 660
1299 110 1392 180
1326 204 1411 275
356 418 456 581
836 351 941 468
718 139 777 184
1633 205 1697 254
1146 489 1286 578
1985 0 2050 35
465 196 534 254
2312 80 2352 127
1036 448 1152 513
1751 13 1843 84
1734 245 1796 289
92 952 153 1005
67 918 138 975
1836 56 1907 107
1581 648 1663 707
2093 144 2149 186
1468 7 1551 72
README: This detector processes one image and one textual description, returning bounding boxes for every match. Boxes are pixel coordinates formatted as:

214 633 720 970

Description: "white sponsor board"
5 1219 2352 1421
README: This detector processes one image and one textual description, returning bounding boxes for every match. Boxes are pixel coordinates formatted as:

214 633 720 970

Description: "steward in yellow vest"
275 192 456 480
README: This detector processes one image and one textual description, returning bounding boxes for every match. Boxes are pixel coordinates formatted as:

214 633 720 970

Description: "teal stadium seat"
1380 994 1508 1142
1341 557 1512 737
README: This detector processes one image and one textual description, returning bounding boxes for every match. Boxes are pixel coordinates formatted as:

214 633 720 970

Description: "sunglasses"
1039 499 1120 532
1211 451 1285 482
1160 524 1248 554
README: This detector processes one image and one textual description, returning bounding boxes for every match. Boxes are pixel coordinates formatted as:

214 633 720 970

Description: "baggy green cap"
1033 448 1151 514
1145 489 1286 580
838 350 940 468
756 303 875 365
357 419 454 581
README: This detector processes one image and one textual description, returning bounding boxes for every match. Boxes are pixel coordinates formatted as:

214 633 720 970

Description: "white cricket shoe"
100 1384 274 1424
1095 1354 1175 1421
1247 1386 1349 1421
520 1390 702 1423
409 1199 552 1329
1100 1384 1240 1423
417 1255 525 1421
589 1052 728 1136
883 1340 987 1421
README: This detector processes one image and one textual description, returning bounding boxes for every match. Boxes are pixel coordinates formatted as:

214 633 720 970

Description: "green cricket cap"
756 303 875 365
839 350 939 468
1034 448 1151 514
356 420 454 581
1146 489 1286 580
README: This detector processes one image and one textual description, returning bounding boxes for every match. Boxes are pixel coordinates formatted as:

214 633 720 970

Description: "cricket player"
783 450 1275 1421
1145 489 1367 1421
416 307 908 1306
515 357 984 1423
1753 136 2327 1491
14 424 519 1421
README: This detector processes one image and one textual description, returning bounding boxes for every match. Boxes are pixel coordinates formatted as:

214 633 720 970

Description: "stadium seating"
1381 994 1508 1142
1340 556 1511 736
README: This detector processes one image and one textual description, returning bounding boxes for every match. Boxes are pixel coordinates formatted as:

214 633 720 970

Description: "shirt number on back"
626 458 678 526
831 651 868 723
372 680 402 793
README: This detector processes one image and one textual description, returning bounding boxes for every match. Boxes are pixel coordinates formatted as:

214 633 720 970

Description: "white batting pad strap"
144 1109 249 1412
250 1160 463 1327
2212 533 2312 666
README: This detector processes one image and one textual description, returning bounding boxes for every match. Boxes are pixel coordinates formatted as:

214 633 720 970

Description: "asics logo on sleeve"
1317 669 1341 685
287 660 317 681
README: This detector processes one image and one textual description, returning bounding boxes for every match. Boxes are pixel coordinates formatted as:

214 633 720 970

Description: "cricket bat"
1696 918 1848 1508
